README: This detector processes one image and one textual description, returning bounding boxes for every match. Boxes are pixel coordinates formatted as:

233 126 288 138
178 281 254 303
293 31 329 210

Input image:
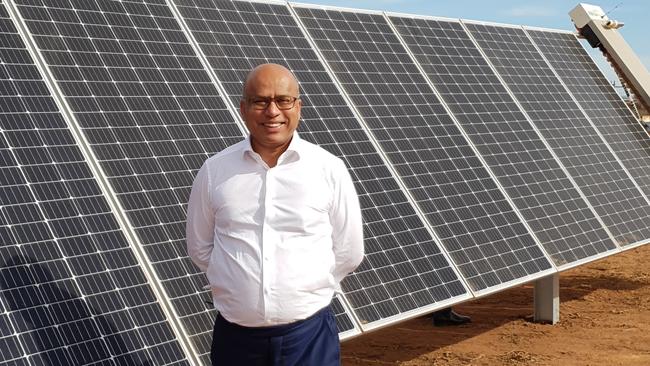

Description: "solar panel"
12 0 246 362
293 5 554 293
389 15 617 268
465 22 650 248
527 29 650 240
171 0 469 332
0 2 188 365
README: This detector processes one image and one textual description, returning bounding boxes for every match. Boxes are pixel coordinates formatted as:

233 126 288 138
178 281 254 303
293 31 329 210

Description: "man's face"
240 66 302 152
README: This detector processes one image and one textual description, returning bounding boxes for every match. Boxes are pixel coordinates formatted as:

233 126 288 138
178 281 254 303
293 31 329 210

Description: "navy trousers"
210 305 340 366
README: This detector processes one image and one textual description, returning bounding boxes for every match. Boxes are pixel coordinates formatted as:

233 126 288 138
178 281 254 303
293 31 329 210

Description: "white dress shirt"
186 133 364 327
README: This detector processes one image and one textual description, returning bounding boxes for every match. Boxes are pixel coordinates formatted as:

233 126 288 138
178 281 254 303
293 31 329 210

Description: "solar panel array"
466 22 650 248
389 15 617 268
0 2 188 365
1 0 649 364
528 29 650 218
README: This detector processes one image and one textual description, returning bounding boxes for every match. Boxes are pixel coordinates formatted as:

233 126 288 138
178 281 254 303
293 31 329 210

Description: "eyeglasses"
245 96 299 110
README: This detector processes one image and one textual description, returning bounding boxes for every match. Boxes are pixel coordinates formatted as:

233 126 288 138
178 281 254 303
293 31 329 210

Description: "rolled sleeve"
329 160 364 284
186 162 215 272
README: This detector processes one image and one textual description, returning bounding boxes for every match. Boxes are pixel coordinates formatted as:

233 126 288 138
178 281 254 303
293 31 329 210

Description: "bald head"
242 63 300 99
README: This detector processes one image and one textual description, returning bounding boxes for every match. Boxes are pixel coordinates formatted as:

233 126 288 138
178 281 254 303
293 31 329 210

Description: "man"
186 63 364 366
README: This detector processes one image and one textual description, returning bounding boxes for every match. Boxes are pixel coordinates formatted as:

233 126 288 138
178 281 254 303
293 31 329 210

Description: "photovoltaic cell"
294 6 553 293
466 23 650 247
390 15 616 267
13 0 244 362
173 0 468 329
528 29 650 229
0 2 187 365
331 296 357 335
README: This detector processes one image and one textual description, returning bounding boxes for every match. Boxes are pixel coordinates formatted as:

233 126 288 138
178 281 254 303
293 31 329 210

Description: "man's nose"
264 100 281 115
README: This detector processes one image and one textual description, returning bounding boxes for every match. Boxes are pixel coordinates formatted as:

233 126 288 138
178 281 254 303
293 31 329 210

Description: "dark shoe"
432 308 471 326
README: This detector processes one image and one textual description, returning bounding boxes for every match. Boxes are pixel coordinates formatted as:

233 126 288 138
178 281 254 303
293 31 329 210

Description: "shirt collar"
242 131 303 162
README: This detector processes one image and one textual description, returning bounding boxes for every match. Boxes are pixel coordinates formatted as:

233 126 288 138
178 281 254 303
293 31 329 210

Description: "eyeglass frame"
243 96 300 110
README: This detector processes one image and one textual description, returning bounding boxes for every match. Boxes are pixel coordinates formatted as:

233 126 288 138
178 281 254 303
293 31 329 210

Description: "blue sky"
302 0 649 88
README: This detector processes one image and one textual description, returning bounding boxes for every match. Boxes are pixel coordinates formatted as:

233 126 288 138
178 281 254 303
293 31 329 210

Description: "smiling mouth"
262 122 285 128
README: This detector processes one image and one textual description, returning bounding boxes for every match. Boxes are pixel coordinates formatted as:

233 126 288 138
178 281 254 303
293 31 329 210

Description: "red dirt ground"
341 244 650 366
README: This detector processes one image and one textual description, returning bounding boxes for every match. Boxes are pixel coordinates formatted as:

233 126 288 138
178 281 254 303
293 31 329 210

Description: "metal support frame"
534 273 560 324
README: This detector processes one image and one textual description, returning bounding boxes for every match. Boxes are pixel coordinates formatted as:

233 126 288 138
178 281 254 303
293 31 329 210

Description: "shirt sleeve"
186 162 215 272
329 159 365 284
